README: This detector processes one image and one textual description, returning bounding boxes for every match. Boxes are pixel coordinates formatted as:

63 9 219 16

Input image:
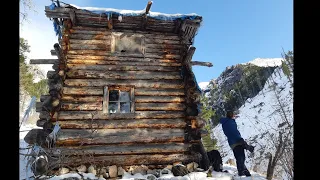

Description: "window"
103 86 135 114
111 32 145 54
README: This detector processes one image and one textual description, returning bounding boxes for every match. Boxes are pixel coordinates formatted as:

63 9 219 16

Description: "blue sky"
20 0 293 83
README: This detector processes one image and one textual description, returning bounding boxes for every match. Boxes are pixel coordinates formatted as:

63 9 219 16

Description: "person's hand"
246 145 254 153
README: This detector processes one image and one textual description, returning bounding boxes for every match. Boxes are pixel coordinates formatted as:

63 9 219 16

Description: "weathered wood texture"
55 119 186 129
61 87 185 96
66 70 182 80
56 154 201 167
63 79 184 89
55 128 186 145
35 9 205 169
49 111 185 120
59 102 185 111
51 143 190 156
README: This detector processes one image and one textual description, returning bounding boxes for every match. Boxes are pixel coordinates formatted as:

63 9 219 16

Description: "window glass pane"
120 91 130 102
120 102 130 113
108 102 119 113
109 90 119 101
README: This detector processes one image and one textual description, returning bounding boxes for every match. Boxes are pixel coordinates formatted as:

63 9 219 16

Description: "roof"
64 4 202 21
45 2 203 42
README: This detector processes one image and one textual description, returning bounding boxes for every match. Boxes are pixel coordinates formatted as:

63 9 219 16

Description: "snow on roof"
243 58 283 67
67 3 201 21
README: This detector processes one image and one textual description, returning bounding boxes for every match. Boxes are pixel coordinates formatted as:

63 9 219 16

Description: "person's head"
226 110 234 119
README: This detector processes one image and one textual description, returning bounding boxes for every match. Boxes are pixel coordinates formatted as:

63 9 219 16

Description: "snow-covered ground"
213 66 293 179
20 124 41 180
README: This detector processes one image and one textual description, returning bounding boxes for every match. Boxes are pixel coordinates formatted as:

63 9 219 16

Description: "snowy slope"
243 58 283 67
198 82 209 90
212 66 293 179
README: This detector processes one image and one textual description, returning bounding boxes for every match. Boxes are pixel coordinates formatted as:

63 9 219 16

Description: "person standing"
220 110 254 177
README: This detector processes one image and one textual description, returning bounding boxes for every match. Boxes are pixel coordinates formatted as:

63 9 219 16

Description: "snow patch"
243 58 283 67
68 4 200 20
198 82 209 90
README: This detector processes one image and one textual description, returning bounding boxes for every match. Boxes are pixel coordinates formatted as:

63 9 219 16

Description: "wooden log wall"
33 20 204 167
24 5 210 170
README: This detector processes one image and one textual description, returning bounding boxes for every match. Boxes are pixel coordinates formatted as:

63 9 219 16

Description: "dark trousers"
232 145 248 173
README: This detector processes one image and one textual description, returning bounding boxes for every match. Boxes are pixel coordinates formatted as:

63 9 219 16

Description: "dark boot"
239 169 251 177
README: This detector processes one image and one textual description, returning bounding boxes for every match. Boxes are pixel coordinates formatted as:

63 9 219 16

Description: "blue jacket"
220 117 242 147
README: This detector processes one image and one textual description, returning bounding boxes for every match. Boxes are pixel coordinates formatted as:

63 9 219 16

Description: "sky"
19 0 293 83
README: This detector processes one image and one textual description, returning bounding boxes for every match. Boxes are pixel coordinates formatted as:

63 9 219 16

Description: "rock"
62 178 80 180
109 165 118 178
88 165 97 175
147 169 157 175
98 167 109 179
103 173 109 179
187 163 195 172
58 167 70 175
132 166 147 175
146 174 157 180
69 171 77 173
173 162 182 166
193 162 199 169
77 165 87 173
172 165 189 176
160 168 171 177
195 168 204 172
226 158 236 166
165 165 173 171
118 166 126 176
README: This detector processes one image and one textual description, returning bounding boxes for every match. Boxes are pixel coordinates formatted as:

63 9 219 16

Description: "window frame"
103 86 135 114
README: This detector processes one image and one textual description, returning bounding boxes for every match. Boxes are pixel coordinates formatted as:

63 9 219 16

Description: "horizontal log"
61 95 102 102
145 44 183 50
49 111 185 120
68 39 111 45
66 55 180 63
144 38 181 45
63 79 184 89
136 103 185 111
55 119 186 129
66 60 181 66
62 87 185 96
67 64 180 71
29 59 58 64
56 154 201 167
67 44 111 50
67 51 181 59
40 95 50 102
136 96 185 103
55 128 186 145
69 29 180 40
69 33 111 40
190 61 213 67
60 95 185 103
60 102 185 111
60 102 102 111
52 143 190 156
145 48 180 54
66 70 182 80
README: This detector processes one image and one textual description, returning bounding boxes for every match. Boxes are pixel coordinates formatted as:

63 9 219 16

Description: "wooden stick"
191 61 213 67
29 59 58 64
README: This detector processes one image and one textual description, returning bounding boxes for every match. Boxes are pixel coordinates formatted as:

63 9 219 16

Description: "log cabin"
25 0 213 174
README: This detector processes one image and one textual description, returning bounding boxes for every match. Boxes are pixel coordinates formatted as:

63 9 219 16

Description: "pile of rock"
56 161 205 179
